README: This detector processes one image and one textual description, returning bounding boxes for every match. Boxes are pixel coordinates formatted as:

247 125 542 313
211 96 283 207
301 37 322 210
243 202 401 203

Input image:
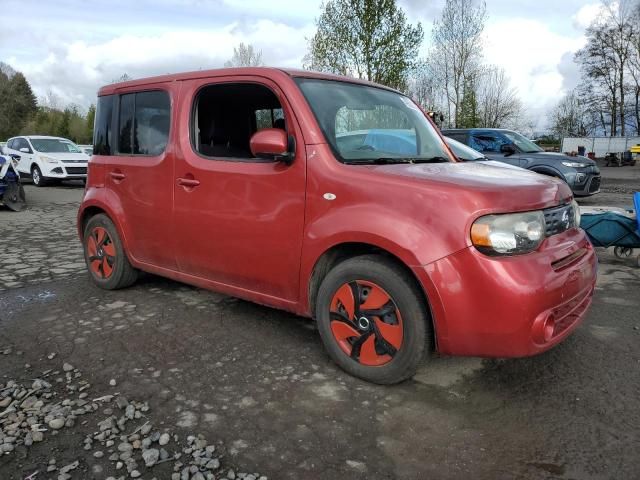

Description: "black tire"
315 254 431 384
31 165 47 187
83 214 138 290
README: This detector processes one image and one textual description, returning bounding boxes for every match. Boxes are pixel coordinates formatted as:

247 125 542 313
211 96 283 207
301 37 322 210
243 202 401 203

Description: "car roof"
441 128 515 133
24 135 74 141
98 67 401 96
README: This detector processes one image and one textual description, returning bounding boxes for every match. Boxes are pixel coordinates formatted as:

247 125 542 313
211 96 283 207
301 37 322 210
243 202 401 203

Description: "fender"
529 165 565 180
77 189 134 264
297 204 464 316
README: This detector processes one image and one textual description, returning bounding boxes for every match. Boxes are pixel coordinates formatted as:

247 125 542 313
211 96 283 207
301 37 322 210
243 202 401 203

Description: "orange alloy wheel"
329 280 404 366
86 226 116 279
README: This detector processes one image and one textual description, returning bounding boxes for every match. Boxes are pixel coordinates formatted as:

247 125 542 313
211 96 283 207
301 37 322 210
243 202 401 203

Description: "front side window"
193 83 285 160
118 90 170 156
17 138 32 152
502 131 543 153
295 78 451 164
470 133 507 153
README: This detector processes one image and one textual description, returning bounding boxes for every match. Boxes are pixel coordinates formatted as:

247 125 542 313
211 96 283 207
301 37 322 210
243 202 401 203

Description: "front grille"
543 203 576 237
588 176 601 193
61 160 86 164
65 167 87 175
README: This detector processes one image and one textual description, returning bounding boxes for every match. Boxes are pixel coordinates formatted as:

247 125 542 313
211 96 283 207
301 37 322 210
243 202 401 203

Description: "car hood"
364 161 572 211
522 151 596 166
35 152 89 161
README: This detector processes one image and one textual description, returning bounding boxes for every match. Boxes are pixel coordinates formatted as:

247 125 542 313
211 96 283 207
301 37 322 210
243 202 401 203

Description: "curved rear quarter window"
94 95 114 155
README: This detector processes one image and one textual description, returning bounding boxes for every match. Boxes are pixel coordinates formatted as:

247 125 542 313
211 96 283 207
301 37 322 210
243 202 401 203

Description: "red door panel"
106 84 178 270
172 77 306 302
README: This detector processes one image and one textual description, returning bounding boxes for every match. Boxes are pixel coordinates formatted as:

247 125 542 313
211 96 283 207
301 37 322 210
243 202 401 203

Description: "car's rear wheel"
315 254 431 384
83 214 138 290
31 165 46 187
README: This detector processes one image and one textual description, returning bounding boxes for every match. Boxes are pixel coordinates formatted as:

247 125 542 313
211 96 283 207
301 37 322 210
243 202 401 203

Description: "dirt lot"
1 166 639 480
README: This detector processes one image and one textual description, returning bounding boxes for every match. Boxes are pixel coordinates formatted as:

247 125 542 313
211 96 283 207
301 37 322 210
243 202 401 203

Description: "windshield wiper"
345 156 451 165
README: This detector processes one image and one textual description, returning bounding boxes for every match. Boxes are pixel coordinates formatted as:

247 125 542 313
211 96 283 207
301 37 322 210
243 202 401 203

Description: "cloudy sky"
0 0 604 129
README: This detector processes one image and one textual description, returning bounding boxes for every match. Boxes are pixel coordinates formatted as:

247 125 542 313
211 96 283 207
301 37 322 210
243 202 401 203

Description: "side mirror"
19 147 30 153
500 144 516 156
250 128 294 165
9 154 21 161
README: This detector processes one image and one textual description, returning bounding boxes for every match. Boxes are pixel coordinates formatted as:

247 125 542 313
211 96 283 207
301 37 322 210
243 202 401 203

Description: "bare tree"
430 0 486 127
575 0 634 136
476 66 522 128
224 43 264 68
549 90 590 138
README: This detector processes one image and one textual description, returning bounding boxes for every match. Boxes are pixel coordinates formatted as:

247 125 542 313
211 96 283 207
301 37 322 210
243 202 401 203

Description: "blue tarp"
580 192 640 248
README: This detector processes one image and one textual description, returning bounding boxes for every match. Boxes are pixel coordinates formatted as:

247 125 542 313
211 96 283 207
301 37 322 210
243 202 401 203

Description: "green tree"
305 0 423 91
86 104 96 142
458 78 480 128
56 108 71 139
0 69 37 139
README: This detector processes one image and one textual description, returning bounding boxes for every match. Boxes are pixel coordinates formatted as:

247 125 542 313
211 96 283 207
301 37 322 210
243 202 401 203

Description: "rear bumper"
413 228 597 357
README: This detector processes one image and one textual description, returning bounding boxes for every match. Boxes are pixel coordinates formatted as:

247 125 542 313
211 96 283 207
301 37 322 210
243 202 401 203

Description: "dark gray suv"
442 128 601 196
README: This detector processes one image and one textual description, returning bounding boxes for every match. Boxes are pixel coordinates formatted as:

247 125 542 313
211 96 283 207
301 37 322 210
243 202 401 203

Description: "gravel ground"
1 168 639 480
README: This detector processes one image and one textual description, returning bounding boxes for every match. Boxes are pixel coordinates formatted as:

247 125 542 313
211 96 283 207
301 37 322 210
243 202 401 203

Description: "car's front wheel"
315 255 431 384
31 165 46 187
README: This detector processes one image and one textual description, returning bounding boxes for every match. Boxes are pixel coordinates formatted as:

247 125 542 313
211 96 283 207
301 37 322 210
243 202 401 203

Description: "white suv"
5 135 90 186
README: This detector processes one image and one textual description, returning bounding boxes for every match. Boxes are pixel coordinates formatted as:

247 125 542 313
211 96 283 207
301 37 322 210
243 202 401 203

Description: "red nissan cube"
78 68 597 384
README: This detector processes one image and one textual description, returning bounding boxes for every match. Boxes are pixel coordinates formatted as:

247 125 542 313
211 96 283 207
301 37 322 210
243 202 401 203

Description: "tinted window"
117 91 170 156
118 94 135 154
94 95 114 155
133 91 170 155
444 132 467 144
470 133 507 153
16 138 31 152
7 139 14 149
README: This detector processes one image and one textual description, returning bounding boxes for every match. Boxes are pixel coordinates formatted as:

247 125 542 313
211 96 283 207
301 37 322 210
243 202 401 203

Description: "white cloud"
483 18 587 128
13 20 313 108
572 2 609 29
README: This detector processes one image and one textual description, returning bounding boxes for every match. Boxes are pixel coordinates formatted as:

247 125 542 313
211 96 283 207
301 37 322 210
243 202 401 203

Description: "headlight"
471 210 545 255
40 156 58 163
562 161 587 168
572 199 581 227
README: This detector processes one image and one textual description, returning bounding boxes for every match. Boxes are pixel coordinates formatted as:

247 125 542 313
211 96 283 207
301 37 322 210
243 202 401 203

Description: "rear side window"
94 95 114 155
117 90 170 156
445 132 467 144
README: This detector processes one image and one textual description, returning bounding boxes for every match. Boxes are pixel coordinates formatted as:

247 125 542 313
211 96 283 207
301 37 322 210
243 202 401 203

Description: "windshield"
444 136 485 161
502 131 542 153
30 138 82 153
295 78 452 164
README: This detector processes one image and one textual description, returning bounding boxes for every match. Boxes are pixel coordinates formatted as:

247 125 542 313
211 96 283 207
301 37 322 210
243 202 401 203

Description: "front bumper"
413 227 597 357
43 163 88 178
572 174 600 196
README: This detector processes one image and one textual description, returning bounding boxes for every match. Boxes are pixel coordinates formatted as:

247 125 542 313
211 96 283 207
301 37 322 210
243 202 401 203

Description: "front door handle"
177 177 200 188
110 171 126 181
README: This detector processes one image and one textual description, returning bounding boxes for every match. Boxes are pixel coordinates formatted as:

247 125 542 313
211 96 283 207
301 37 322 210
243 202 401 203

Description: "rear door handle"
110 171 126 181
177 178 200 188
